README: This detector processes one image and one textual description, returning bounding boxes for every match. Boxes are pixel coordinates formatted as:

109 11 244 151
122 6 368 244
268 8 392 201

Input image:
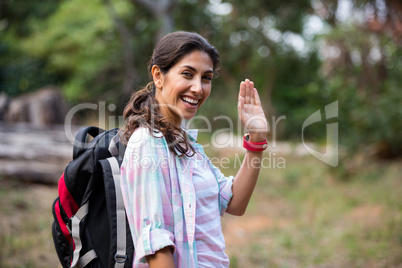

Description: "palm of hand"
238 79 268 136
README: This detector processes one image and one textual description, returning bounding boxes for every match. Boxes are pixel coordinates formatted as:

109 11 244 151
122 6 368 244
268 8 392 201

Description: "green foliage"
18 0 133 102
1 0 401 158
0 0 62 37
0 0 64 96
323 26 402 157
0 43 64 96
188 0 322 135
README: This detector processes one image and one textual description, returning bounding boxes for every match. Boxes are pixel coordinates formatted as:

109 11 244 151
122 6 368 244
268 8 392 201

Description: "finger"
245 79 251 104
239 81 245 101
253 88 262 107
238 96 244 121
249 81 255 105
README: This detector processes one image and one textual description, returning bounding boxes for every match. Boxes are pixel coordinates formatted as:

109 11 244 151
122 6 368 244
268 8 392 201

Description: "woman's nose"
191 79 203 95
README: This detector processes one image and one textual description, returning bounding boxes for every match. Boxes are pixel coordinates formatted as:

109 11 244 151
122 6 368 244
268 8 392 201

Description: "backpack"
51 126 134 268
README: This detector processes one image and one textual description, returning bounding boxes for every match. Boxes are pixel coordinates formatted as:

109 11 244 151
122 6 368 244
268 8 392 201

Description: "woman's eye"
203 76 212 81
182 72 192 77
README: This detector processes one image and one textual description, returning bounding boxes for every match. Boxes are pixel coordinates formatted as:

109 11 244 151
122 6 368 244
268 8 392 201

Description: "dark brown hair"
121 31 220 156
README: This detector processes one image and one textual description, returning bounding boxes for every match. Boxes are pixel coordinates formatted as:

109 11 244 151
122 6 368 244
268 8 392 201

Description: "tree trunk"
103 0 138 106
132 0 175 43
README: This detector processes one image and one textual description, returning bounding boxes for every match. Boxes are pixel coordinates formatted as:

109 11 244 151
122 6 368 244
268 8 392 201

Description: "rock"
0 92 10 121
5 87 67 127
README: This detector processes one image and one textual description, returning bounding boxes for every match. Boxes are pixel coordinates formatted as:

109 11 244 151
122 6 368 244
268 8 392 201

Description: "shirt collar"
185 129 198 142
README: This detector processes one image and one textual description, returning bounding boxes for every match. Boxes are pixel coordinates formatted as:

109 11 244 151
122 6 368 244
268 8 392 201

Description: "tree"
131 0 174 42
1 0 400 160
0 0 64 96
316 0 402 158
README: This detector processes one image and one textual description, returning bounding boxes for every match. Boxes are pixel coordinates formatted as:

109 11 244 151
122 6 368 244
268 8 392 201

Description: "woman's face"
153 50 214 126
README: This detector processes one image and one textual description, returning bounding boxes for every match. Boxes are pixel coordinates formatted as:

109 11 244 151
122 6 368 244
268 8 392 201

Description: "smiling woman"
119 31 269 268
121 31 220 157
153 50 214 121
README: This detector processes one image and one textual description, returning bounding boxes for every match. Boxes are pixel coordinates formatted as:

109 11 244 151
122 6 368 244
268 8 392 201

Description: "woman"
120 31 268 267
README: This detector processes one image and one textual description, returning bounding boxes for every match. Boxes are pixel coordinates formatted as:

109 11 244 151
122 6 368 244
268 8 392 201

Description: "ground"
0 153 401 268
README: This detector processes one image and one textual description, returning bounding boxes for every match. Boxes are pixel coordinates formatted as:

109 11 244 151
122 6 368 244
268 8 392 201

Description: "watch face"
245 134 250 141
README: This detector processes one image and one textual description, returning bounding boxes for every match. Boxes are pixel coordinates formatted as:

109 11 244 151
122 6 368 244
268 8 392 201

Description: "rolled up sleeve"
135 226 175 263
120 128 175 264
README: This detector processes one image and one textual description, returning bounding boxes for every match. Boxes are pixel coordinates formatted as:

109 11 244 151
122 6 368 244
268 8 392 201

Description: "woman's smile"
180 96 199 106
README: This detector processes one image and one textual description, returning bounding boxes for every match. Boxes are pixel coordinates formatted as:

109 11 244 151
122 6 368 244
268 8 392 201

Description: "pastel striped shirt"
120 127 234 267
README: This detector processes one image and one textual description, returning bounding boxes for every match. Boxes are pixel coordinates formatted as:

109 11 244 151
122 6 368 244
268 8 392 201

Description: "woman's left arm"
226 79 268 216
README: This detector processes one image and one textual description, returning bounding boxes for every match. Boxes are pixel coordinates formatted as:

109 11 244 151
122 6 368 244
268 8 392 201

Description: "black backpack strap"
100 157 128 267
73 126 106 159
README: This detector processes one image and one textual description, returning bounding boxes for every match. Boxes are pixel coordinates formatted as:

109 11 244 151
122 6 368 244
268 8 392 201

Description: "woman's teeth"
181 97 199 105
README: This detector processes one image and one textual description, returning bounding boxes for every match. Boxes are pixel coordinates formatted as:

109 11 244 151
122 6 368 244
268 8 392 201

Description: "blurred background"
0 0 401 267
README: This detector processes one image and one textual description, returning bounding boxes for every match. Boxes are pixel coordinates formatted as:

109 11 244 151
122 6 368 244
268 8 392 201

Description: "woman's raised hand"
238 79 268 142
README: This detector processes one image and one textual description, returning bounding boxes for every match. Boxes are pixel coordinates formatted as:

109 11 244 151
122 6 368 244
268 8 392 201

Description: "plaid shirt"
120 127 234 267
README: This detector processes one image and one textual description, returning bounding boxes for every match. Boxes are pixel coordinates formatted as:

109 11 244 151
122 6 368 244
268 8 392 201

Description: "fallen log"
0 123 79 185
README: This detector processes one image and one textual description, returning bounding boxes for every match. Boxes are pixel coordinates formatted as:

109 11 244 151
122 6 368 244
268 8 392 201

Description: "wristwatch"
243 133 268 151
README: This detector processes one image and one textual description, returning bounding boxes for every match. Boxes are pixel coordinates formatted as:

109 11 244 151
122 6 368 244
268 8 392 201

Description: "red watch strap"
243 134 268 151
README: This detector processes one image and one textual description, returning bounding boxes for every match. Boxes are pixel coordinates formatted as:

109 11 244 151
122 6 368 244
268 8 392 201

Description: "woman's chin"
181 111 198 121
183 114 195 121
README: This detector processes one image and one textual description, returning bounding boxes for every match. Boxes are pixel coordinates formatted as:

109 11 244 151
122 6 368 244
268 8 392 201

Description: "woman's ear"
151 65 163 89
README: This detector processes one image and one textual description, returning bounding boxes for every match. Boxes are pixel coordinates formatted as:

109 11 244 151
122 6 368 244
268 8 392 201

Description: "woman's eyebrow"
180 65 214 74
